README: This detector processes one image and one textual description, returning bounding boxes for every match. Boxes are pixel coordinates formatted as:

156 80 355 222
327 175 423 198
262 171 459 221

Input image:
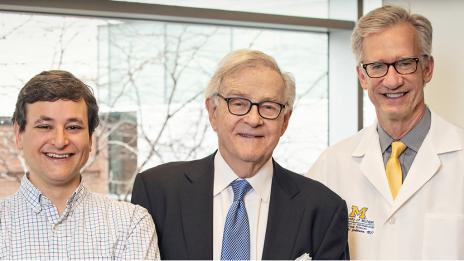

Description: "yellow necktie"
386 141 407 199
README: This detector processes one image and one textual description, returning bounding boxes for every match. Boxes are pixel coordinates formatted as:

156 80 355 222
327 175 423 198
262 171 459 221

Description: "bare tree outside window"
0 12 328 200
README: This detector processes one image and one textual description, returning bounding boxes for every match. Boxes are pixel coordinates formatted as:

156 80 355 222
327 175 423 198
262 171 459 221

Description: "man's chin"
378 107 409 121
237 152 270 165
45 172 80 184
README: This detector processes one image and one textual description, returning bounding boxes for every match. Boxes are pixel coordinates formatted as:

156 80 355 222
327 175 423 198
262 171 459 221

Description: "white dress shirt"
213 151 273 260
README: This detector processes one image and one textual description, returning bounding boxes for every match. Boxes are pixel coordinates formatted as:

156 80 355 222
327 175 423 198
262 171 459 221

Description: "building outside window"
0 1 362 200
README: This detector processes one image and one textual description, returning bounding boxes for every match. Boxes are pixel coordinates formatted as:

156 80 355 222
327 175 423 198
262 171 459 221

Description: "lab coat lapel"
353 125 393 205
387 137 440 218
387 112 462 219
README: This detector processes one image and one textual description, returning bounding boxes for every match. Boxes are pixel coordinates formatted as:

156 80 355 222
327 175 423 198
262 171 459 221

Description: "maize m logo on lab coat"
348 205 375 234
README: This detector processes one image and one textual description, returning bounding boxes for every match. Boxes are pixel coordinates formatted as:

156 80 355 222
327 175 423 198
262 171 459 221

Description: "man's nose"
382 64 404 89
52 128 69 148
244 104 263 127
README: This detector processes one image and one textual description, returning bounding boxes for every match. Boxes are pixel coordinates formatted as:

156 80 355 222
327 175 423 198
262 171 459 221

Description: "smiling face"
15 99 92 191
357 22 434 132
206 65 291 178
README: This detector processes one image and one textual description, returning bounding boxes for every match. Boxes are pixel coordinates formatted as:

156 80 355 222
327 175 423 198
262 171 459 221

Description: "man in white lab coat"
307 5 464 259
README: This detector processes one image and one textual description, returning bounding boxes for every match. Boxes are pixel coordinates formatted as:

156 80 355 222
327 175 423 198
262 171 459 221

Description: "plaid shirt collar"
19 174 88 216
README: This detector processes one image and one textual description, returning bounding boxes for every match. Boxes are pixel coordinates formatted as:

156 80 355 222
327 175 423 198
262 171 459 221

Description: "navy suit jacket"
131 153 349 260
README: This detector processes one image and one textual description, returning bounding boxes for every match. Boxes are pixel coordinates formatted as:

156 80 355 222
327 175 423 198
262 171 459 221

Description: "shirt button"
388 217 396 224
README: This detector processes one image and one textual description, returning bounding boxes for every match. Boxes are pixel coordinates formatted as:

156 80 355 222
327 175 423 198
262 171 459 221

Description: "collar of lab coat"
350 109 464 221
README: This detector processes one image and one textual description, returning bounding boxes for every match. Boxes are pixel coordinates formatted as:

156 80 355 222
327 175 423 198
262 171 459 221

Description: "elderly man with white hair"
132 49 349 260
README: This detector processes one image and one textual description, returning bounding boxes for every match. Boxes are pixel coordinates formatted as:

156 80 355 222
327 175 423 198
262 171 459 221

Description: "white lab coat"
308 111 464 259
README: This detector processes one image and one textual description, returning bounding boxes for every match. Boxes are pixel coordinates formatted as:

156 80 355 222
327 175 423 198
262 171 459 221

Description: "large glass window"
0 11 328 199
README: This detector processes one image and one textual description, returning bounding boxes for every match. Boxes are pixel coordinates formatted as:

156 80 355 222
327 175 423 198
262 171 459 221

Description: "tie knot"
391 141 407 158
231 179 251 202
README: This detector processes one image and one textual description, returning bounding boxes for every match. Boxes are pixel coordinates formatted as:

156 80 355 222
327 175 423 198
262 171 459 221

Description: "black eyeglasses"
216 93 286 120
361 57 421 78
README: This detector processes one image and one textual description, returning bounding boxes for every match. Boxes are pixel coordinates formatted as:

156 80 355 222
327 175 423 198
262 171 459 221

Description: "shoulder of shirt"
0 191 21 210
0 197 6 210
85 191 150 218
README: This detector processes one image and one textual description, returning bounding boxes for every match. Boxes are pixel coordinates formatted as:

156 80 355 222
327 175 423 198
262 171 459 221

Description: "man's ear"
14 123 23 150
205 97 218 131
422 55 434 83
356 65 369 90
280 110 292 136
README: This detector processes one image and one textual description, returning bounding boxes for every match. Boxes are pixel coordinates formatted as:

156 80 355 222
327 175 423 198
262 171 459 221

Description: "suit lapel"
180 154 215 259
262 161 304 260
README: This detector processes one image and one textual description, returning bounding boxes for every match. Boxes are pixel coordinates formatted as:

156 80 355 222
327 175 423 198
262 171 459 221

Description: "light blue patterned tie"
221 179 252 260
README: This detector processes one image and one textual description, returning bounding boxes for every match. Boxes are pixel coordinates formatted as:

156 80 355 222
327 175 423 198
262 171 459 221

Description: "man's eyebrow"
33 117 85 125
226 90 280 102
33 116 53 124
66 118 85 124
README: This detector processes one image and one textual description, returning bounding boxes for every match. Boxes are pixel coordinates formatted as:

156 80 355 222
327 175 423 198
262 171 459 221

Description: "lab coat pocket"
422 213 464 259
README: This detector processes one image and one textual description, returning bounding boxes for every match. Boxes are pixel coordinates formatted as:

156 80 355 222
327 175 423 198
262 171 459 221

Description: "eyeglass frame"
361 57 423 78
215 93 286 120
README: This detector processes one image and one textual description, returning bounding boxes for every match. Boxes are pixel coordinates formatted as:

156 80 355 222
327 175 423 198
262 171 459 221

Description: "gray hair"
352 5 433 63
204 49 296 109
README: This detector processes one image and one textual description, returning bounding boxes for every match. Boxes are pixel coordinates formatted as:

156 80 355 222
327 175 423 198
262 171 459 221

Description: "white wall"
384 0 464 128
